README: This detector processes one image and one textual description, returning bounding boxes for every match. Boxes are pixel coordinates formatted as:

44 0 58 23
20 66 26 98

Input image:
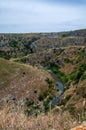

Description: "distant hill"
0 29 86 59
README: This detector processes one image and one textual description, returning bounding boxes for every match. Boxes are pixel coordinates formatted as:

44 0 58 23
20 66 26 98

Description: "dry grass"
0 106 78 130
0 58 54 101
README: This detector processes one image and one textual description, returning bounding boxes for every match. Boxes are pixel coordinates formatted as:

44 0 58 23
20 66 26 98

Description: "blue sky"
0 0 86 33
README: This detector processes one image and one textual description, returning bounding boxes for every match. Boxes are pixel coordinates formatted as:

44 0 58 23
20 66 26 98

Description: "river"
48 70 64 106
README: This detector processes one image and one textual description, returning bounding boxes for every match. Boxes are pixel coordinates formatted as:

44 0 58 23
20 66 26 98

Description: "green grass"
48 63 86 86
76 50 84 57
48 64 69 85
64 63 86 84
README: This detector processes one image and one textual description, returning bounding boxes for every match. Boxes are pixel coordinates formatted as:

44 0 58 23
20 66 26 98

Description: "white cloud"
0 0 86 32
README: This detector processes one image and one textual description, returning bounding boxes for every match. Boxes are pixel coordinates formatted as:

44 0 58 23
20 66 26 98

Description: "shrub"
46 78 54 89
38 91 49 101
25 101 34 107
64 58 72 63
0 50 11 60
43 98 50 113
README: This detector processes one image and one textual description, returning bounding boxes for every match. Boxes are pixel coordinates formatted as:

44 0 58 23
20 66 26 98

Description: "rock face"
71 123 86 130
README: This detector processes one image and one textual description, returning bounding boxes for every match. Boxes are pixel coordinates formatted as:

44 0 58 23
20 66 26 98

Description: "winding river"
48 70 64 106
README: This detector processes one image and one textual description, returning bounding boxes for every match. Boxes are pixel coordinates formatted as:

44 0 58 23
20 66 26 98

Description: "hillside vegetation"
0 29 86 130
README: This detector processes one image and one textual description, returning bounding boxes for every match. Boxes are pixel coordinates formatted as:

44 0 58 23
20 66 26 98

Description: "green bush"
69 63 86 84
9 40 18 48
49 64 67 84
46 78 54 89
44 98 50 113
25 101 34 107
64 58 72 63
24 108 33 116
0 50 11 59
38 91 49 101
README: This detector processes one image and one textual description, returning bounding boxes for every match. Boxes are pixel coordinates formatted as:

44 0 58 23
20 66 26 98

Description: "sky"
0 0 86 33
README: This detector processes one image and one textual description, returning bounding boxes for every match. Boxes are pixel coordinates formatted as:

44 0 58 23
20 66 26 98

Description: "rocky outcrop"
71 122 86 130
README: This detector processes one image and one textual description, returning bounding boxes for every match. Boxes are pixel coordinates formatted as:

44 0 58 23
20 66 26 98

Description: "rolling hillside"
0 29 86 130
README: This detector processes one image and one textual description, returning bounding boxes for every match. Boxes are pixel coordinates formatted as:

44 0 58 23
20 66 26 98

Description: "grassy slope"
0 58 55 101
